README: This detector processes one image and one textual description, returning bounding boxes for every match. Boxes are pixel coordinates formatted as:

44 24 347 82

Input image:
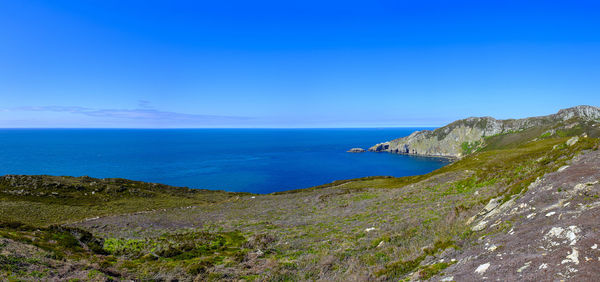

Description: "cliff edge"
369 105 600 158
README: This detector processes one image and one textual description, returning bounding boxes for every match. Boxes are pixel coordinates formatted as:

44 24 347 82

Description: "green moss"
240 274 260 281
377 256 422 278
352 192 377 202
440 176 496 196
103 238 149 256
87 269 103 279
418 262 453 280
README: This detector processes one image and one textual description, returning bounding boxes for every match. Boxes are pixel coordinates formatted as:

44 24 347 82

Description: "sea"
0 128 450 194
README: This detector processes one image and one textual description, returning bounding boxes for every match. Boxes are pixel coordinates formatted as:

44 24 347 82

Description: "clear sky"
1 0 599 128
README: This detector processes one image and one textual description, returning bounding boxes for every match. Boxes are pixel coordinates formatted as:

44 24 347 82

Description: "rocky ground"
433 149 600 281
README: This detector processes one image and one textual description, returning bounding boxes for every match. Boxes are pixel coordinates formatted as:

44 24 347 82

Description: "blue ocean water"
0 128 449 194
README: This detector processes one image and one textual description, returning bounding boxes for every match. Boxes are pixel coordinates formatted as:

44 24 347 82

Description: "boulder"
566 136 579 146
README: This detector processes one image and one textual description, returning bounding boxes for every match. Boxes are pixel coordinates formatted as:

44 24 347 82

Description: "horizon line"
0 126 440 130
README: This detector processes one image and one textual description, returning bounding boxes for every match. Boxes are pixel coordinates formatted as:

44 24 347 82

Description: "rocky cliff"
369 105 600 158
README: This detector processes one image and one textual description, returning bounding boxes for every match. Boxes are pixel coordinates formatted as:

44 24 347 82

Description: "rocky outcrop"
369 105 600 158
347 148 366 153
436 149 600 281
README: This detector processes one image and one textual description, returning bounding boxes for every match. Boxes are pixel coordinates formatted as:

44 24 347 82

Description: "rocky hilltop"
369 105 600 158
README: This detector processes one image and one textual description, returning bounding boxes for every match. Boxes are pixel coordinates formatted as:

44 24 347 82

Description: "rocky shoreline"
365 105 600 159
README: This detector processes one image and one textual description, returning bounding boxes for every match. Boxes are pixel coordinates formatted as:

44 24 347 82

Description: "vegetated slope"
0 107 599 281
0 175 245 226
369 105 600 158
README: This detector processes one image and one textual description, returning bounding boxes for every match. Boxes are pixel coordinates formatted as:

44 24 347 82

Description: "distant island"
1 105 600 281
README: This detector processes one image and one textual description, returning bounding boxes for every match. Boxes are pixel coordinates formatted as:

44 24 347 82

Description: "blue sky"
1 0 599 128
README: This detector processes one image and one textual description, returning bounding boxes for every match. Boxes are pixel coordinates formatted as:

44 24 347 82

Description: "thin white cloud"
10 105 251 124
137 100 153 109
3 106 448 128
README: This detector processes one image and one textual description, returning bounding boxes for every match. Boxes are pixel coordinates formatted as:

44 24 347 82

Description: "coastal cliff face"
369 105 600 158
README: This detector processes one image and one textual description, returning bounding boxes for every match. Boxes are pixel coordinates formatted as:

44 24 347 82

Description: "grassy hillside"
0 118 599 280
0 176 247 226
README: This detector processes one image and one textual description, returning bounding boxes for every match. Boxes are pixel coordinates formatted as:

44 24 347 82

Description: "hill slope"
1 106 599 281
369 105 600 158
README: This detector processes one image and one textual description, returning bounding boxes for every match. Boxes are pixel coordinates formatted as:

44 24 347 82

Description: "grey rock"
368 105 600 158
566 136 579 146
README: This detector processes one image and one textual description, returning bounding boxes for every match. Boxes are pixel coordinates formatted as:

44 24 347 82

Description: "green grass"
352 192 377 201
0 176 246 226
99 230 249 279
461 140 482 155
376 239 458 278
418 261 454 280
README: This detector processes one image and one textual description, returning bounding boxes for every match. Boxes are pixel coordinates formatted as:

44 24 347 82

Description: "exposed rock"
347 148 366 153
562 248 579 265
369 142 389 152
438 149 600 281
471 220 488 232
567 136 580 146
544 226 581 246
556 105 600 120
368 105 600 158
517 261 531 273
475 262 490 275
483 198 501 213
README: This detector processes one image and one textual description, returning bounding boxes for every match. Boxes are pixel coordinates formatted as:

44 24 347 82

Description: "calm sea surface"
0 128 449 193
